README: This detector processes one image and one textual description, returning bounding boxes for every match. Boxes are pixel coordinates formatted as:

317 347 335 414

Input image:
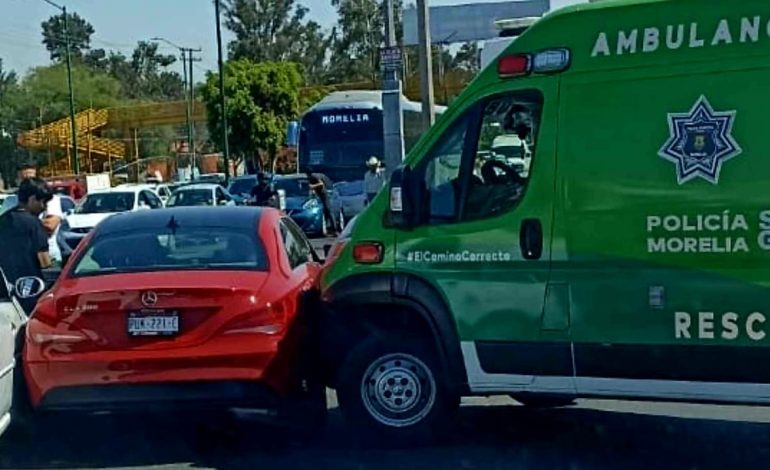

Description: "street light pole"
43 0 79 174
151 37 201 182
179 51 189 175
381 0 405 178
62 6 79 175
214 0 231 184
417 0 436 131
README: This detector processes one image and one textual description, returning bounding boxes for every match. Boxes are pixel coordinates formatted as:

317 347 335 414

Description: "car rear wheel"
337 335 451 443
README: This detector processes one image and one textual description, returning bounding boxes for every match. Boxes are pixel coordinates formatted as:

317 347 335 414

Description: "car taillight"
32 294 58 323
222 302 288 336
28 296 92 345
353 242 384 264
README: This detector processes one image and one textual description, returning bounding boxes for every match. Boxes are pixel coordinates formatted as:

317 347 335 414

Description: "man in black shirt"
0 178 52 313
304 168 336 236
250 172 277 206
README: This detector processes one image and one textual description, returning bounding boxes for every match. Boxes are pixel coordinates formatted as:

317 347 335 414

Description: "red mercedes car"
19 206 325 428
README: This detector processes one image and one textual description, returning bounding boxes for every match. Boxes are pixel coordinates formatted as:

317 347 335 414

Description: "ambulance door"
394 78 568 392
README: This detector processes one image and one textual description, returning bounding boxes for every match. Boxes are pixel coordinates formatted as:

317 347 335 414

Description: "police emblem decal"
659 95 741 185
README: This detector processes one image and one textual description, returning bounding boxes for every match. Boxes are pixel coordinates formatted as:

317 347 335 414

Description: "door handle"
520 218 543 260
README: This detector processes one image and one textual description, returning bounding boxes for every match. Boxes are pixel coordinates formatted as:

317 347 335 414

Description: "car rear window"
78 193 135 214
228 177 256 195
72 227 268 276
167 189 213 207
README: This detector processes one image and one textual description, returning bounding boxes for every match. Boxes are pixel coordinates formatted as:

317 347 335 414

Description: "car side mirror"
14 276 46 299
387 166 417 229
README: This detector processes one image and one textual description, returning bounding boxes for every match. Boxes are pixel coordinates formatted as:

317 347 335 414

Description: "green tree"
15 63 122 125
41 12 96 62
124 41 183 100
222 0 331 83
328 0 403 84
86 42 183 101
452 42 481 74
0 59 21 186
201 60 303 171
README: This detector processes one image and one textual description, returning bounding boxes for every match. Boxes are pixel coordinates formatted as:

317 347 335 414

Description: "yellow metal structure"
17 100 207 175
15 76 467 176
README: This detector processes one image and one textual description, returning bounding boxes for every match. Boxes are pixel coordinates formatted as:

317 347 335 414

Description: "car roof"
89 187 144 195
115 183 161 189
175 183 219 191
96 207 274 235
274 174 306 180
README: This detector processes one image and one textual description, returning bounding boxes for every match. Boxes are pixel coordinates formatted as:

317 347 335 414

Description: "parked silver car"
0 271 45 439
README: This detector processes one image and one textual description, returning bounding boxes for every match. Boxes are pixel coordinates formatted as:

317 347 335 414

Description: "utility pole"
180 51 190 176
417 0 435 131
214 0 231 184
43 0 79 174
151 37 200 182
187 49 202 179
381 0 405 178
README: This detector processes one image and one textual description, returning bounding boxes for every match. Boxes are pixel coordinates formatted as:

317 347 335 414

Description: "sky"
0 0 585 79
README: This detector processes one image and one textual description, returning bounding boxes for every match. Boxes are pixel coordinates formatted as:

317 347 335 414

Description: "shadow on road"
3 401 770 470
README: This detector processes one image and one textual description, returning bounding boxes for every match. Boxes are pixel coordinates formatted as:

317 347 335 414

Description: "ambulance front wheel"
336 335 452 443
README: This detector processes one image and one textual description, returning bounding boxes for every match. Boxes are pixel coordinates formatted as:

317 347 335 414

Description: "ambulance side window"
422 113 471 222
462 92 543 221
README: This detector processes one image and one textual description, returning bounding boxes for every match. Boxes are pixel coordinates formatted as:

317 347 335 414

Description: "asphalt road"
7 237 770 468
4 393 770 469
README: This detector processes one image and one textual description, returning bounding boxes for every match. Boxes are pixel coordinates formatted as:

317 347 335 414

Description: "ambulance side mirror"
387 166 417 229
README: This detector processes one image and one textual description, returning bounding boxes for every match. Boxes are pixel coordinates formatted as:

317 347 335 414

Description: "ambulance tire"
337 335 452 444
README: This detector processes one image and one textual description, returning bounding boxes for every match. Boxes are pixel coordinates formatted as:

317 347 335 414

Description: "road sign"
380 46 403 72
403 0 549 45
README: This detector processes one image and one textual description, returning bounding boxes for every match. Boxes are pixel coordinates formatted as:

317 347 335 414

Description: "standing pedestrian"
364 156 385 204
0 178 53 313
17 165 66 267
304 168 336 236
250 172 277 206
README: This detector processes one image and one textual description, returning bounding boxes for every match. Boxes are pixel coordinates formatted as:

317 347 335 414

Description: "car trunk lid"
54 271 270 351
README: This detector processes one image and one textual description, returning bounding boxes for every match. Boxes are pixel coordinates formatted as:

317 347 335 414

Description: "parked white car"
60 187 164 250
166 183 236 207
0 271 44 439
115 183 171 204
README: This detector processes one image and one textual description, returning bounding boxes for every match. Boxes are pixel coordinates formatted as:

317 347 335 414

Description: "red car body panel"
24 208 322 410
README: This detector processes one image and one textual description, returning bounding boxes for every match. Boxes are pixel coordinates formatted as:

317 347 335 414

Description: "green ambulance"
320 0 770 439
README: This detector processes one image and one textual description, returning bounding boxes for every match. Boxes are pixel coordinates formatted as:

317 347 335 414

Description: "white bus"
290 90 446 183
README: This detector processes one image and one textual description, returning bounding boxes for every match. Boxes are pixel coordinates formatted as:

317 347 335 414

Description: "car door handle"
520 218 543 260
